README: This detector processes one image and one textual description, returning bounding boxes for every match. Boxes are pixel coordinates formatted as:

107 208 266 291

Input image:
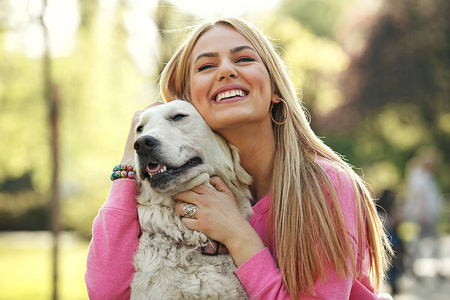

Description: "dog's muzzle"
134 135 203 189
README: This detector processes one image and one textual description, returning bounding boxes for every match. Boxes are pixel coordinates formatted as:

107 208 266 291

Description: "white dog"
130 100 252 300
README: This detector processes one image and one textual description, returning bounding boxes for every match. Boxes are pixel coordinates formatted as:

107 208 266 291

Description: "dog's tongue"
146 163 163 173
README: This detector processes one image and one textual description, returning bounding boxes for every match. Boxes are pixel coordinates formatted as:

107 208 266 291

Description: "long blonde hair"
159 17 392 298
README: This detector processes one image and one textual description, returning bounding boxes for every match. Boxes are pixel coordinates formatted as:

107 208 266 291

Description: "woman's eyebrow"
194 46 256 64
194 52 218 64
230 45 256 54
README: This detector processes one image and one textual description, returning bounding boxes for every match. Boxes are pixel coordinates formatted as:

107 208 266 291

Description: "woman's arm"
234 243 357 299
236 250 390 299
85 179 140 300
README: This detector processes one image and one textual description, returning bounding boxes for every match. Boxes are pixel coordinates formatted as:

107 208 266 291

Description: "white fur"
130 100 252 300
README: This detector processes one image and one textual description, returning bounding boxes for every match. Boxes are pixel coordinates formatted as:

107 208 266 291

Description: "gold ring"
182 203 197 218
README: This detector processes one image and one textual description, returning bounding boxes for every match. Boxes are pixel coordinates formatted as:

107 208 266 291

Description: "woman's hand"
120 102 163 165
174 176 265 267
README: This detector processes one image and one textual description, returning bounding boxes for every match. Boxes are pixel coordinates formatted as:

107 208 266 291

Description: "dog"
130 100 253 300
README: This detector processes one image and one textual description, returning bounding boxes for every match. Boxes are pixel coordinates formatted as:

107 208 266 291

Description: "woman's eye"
197 64 214 72
171 114 186 121
236 57 255 63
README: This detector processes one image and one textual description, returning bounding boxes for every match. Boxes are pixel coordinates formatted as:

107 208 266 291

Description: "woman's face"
188 25 276 135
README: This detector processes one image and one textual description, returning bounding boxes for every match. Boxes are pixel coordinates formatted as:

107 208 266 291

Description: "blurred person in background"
404 147 443 278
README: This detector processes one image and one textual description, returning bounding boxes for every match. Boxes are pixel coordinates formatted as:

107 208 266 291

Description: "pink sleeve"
235 248 392 299
235 248 355 300
85 179 140 300
234 248 290 299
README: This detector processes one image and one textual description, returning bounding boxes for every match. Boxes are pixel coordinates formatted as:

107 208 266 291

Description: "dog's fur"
130 100 252 300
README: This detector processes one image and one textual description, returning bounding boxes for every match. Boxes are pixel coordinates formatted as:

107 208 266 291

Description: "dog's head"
134 100 233 196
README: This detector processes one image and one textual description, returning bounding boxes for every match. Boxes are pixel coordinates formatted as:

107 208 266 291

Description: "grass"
0 231 89 300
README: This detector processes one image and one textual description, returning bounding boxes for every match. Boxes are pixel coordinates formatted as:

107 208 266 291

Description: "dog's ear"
227 142 252 186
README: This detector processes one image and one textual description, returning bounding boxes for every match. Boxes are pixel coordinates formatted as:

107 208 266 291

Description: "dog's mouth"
146 162 167 178
140 157 203 189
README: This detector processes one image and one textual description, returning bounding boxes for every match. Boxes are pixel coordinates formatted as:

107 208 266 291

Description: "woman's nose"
217 60 238 81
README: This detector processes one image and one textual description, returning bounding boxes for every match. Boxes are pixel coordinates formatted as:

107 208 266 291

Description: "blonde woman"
86 17 393 299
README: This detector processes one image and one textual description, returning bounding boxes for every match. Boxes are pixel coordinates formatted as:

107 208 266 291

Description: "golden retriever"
130 100 252 299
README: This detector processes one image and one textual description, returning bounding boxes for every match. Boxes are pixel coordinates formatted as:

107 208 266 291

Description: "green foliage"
279 0 355 39
154 0 196 73
262 15 349 117
335 0 450 193
0 1 149 236
0 51 49 188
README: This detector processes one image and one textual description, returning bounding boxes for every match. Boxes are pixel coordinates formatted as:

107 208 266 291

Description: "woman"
86 17 392 299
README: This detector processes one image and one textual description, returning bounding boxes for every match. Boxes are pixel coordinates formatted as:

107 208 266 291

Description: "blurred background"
0 0 449 299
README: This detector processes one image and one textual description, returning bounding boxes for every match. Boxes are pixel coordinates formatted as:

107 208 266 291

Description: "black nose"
134 136 159 153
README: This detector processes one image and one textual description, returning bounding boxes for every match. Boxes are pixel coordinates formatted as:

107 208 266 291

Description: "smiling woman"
86 17 393 300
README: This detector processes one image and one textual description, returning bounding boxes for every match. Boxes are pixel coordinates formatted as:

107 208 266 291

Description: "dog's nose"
134 136 159 152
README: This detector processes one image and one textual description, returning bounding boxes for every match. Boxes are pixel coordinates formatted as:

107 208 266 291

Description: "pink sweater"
85 163 392 299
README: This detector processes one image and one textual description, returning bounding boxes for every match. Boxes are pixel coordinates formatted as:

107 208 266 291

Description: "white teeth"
147 165 167 178
215 89 246 102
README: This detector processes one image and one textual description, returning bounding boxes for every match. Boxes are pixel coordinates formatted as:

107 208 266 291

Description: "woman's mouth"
215 89 247 102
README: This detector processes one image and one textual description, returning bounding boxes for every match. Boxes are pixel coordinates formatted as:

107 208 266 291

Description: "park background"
0 0 449 299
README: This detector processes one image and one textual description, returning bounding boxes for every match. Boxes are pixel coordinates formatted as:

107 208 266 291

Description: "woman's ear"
271 93 281 104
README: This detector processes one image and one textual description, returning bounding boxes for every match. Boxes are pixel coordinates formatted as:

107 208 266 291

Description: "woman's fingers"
210 176 233 196
144 101 163 110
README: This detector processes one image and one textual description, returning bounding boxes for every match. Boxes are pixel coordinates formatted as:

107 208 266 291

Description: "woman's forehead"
191 25 254 58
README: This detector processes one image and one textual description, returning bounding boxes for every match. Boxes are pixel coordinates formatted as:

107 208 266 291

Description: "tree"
334 0 450 192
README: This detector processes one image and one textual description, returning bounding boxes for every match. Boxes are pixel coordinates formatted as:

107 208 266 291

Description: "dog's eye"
136 125 144 133
171 114 187 121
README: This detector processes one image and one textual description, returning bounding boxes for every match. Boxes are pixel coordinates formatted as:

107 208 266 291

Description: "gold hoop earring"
270 98 289 125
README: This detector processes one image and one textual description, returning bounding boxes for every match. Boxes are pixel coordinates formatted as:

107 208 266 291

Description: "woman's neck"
221 124 276 202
